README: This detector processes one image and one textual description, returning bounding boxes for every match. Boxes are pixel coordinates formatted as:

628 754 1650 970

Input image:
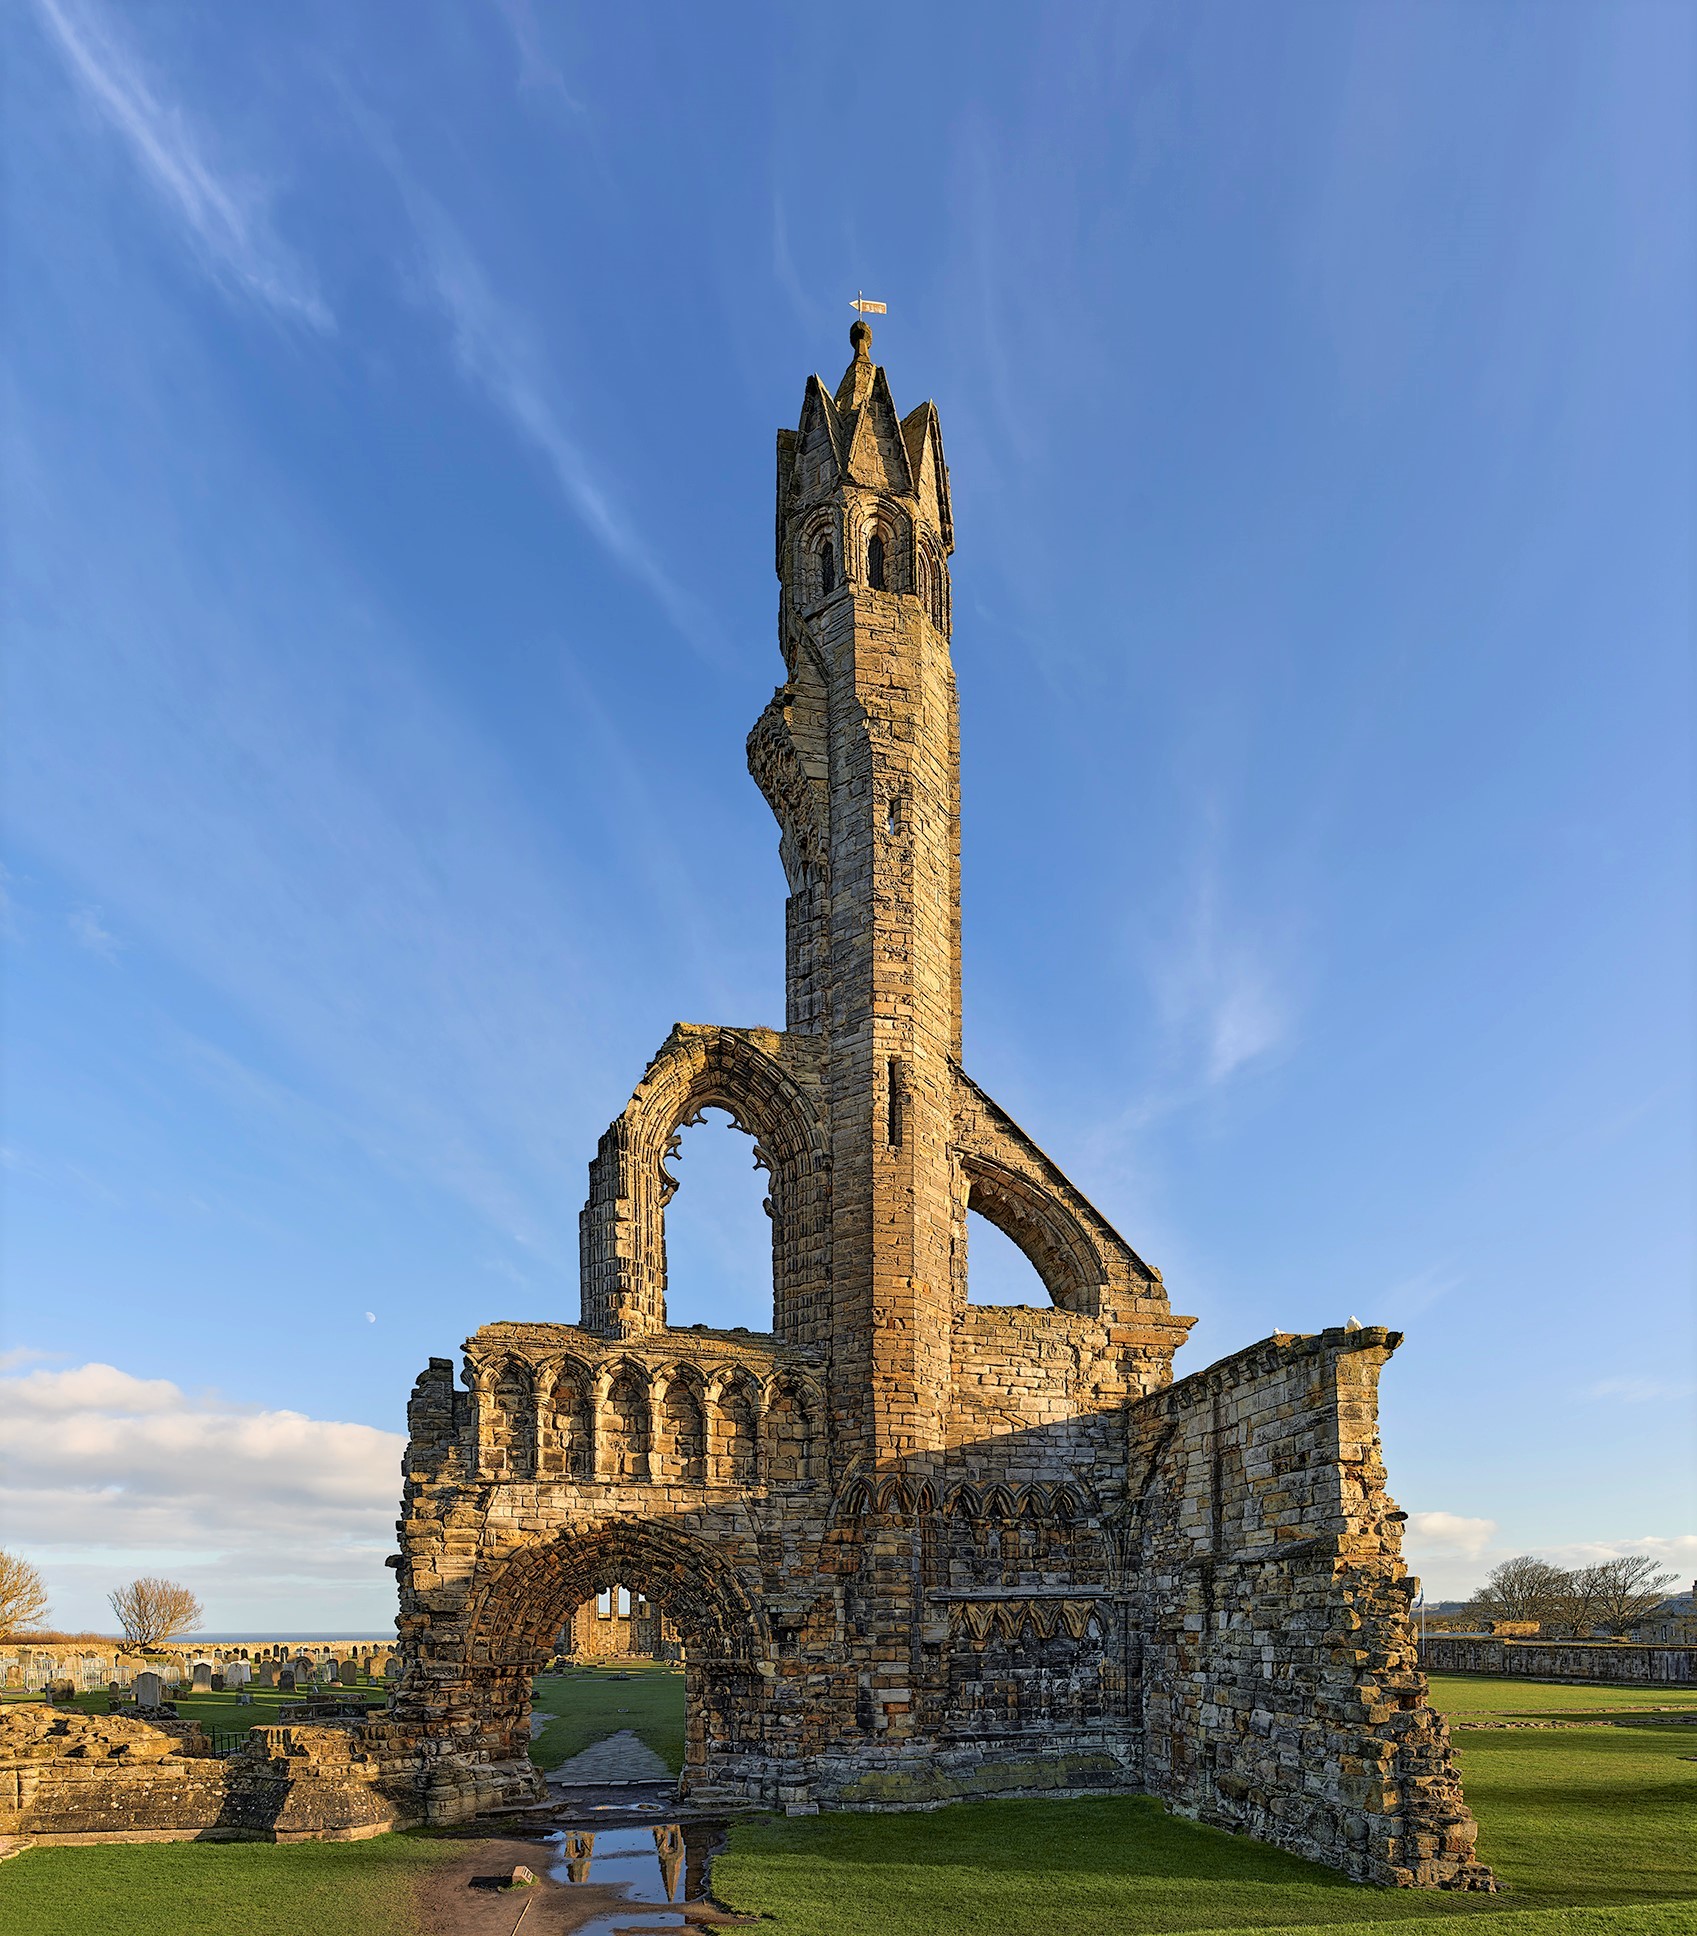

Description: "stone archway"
580 1024 831 1347
420 1516 769 1799
960 1152 1106 1315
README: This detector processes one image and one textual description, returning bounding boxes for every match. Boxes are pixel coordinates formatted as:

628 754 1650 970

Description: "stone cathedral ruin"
388 324 1489 1888
0 327 1489 1887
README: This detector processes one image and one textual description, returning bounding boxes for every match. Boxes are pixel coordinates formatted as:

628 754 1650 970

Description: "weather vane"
850 292 887 317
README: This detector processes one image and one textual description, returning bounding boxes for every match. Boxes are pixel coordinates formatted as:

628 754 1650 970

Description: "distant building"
1630 1587 1697 1646
559 1586 679 1662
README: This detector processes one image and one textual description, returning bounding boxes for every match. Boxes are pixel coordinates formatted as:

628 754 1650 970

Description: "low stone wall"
1420 1636 1697 1685
0 1706 412 1843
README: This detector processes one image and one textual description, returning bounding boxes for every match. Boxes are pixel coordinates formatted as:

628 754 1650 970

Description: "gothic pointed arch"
479 1356 537 1480
961 1150 1107 1315
580 1025 830 1346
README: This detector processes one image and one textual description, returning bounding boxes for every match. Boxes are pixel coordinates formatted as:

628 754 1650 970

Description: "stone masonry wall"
1130 1328 1490 1887
378 330 1490 1887
1419 1635 1697 1685
31 323 1481 1885
0 1708 403 1843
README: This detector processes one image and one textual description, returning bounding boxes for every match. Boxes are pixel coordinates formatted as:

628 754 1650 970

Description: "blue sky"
3 1 1691 1631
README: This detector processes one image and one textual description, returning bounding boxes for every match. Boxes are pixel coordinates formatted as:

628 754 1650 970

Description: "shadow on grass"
716 1726 1697 1936
529 1662 687 1774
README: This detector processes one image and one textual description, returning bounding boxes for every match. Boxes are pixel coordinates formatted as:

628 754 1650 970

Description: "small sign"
851 296 887 316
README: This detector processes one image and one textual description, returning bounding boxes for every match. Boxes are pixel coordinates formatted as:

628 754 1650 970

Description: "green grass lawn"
528 1658 687 1773
0 1834 460 1936
713 1707 1697 1936
1427 1671 1697 1721
5 1673 1694 1936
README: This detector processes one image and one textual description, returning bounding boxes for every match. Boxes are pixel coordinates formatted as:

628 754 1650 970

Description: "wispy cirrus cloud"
67 904 121 959
30 0 332 331
490 0 586 115
1373 1261 1464 1322
402 193 724 669
1589 1376 1697 1404
1147 844 1293 1091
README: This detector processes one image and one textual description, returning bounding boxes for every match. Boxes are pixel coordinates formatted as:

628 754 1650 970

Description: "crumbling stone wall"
564 1588 677 1660
384 326 1490 1889
0 1708 399 1843
12 329 1476 1878
1128 1329 1487 1886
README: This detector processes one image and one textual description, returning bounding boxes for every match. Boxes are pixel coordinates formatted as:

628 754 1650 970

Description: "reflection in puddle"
546 1821 719 1935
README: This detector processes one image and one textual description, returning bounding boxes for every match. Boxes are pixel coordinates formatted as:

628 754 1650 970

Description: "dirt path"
412 1837 632 1936
412 1835 752 1936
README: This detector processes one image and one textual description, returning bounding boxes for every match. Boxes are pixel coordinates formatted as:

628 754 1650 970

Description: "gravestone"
337 1659 358 1684
226 1661 250 1687
314 1662 336 1687
210 1673 226 1692
382 1656 399 1681
191 1662 213 1692
255 1663 275 1688
135 1671 164 1707
238 1692 253 1706
278 1669 296 1692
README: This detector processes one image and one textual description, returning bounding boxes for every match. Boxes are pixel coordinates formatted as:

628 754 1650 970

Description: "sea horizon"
193 1632 397 1644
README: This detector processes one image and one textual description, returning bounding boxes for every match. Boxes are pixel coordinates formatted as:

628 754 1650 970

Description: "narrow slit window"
885 793 902 836
597 1589 612 1619
819 541 835 596
867 532 887 590
887 1058 904 1148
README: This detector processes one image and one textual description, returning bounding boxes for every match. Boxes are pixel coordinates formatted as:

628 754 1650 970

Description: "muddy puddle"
542 1819 725 1934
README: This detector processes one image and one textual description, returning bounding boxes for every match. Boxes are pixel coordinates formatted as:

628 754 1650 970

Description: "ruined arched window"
920 544 946 626
661 1108 772 1331
488 1362 535 1478
766 1384 811 1484
718 1377 759 1486
663 1379 707 1484
604 1370 651 1482
819 540 835 597
966 1209 1052 1307
543 1366 593 1479
867 532 886 591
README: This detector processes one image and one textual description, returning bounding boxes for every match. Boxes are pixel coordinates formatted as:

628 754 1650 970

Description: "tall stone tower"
760 315 968 1469
389 327 1492 1892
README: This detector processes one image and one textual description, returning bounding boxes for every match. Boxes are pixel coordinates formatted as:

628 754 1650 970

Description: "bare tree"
1585 1555 1677 1635
0 1550 50 1634
1547 1562 1609 1638
108 1577 204 1650
1462 1555 1572 1629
